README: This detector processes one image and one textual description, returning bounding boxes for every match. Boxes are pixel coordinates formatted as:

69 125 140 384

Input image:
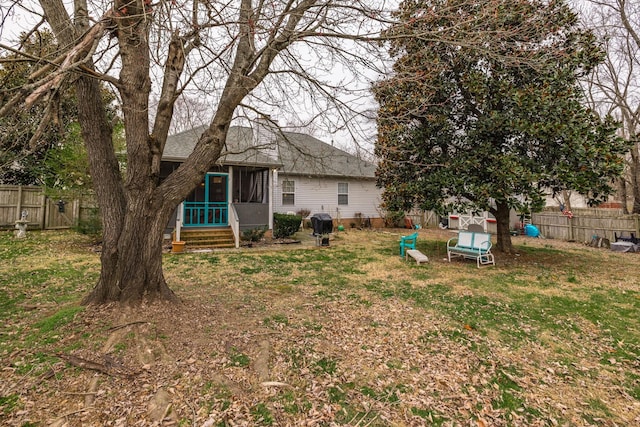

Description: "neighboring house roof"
163 125 376 179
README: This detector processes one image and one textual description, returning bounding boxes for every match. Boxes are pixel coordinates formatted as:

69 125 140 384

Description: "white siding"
544 192 591 209
274 175 382 220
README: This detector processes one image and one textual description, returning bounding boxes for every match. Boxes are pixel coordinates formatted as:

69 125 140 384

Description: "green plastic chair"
399 232 418 257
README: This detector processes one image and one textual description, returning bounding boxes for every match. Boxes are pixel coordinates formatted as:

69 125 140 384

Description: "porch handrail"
183 201 227 226
229 203 240 248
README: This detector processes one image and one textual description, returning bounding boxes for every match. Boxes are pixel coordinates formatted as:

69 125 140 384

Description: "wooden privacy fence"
0 185 97 230
532 208 640 243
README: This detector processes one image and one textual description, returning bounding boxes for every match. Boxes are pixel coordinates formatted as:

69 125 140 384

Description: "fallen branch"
50 407 94 426
260 381 291 388
107 320 149 332
61 391 98 396
57 353 137 379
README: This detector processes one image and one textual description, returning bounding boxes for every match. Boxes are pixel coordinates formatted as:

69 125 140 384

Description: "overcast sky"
0 1 390 159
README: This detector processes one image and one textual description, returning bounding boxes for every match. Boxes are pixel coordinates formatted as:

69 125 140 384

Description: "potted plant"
171 241 186 253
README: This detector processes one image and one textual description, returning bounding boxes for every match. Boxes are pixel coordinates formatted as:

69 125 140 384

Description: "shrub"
242 226 267 242
383 210 405 228
296 208 311 218
353 212 361 227
74 207 102 241
273 213 302 238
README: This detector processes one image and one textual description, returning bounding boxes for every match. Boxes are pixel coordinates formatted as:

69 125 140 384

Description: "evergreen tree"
374 0 629 253
0 29 119 193
0 30 78 185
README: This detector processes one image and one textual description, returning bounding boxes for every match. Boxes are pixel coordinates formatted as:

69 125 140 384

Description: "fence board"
0 185 45 228
0 185 95 230
44 198 76 229
532 211 639 243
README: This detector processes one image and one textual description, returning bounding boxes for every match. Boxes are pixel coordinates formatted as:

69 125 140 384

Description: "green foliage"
42 117 124 198
374 0 629 248
313 357 337 375
228 347 250 367
241 226 267 242
0 394 20 414
250 403 274 425
0 29 122 188
263 314 289 327
74 207 102 240
34 306 84 334
411 407 447 425
0 30 78 185
273 213 301 239
41 123 88 193
380 207 404 228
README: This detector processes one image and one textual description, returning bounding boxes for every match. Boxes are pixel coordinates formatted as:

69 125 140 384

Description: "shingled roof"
162 125 280 168
163 125 376 179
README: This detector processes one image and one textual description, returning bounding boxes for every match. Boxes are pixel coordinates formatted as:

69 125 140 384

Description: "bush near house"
296 209 311 219
241 226 267 242
273 213 302 238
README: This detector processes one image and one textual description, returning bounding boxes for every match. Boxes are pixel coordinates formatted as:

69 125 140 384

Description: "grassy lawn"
0 228 639 426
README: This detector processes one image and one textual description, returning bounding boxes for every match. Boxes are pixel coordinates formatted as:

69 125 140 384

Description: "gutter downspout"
270 168 277 231
175 202 183 242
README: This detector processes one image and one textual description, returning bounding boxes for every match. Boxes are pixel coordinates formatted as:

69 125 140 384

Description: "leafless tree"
0 0 571 304
150 95 210 135
0 0 397 304
578 0 640 213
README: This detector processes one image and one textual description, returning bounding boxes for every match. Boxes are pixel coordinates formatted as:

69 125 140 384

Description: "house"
271 129 382 226
161 121 382 247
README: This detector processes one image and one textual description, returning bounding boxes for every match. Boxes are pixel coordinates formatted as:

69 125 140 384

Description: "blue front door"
183 173 228 227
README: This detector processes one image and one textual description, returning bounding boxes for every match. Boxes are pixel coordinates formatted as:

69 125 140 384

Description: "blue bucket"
524 224 540 238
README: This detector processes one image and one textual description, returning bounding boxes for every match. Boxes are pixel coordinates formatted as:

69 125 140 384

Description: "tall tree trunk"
81 0 181 305
630 145 640 214
38 0 314 305
83 199 178 304
562 190 572 212
619 176 629 214
491 201 514 254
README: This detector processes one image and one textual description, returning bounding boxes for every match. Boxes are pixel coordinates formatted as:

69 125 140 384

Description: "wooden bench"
447 230 495 268
399 232 418 257
406 249 429 264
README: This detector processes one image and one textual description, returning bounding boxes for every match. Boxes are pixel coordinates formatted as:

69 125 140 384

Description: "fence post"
636 215 640 238
40 193 46 229
73 199 80 227
43 197 50 229
568 216 574 241
16 185 23 221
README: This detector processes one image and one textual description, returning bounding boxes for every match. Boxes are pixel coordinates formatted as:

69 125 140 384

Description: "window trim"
338 182 348 206
282 180 295 206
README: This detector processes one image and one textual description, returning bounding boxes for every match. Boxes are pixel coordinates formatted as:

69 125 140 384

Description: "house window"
338 182 348 205
282 180 295 205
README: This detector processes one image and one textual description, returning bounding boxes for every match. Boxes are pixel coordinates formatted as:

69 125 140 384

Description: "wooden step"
174 228 235 249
